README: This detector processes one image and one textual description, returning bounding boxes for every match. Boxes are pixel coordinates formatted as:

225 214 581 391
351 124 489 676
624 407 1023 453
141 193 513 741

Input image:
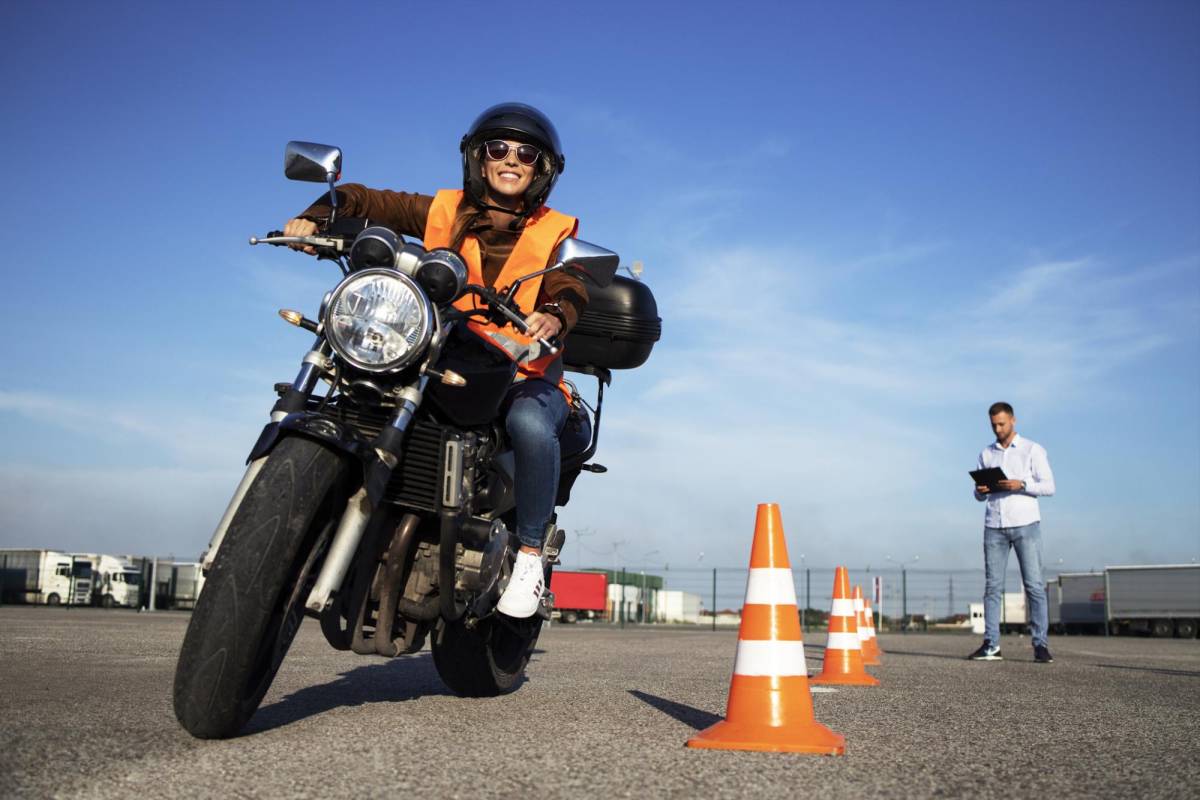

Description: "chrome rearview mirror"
284 141 343 223
284 141 342 182
556 238 619 288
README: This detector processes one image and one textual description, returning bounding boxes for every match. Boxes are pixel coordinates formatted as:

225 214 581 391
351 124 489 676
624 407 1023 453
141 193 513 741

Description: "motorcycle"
172 142 659 739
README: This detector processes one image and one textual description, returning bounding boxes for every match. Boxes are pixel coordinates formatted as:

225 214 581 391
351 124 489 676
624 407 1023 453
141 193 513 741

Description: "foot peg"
542 527 566 566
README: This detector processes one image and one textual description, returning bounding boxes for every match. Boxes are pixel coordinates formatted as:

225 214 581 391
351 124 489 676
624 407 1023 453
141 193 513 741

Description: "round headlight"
323 269 433 372
415 248 468 304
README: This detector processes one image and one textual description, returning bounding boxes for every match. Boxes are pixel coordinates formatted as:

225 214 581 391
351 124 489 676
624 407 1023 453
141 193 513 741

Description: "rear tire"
1151 618 1174 638
1175 619 1197 639
173 437 347 739
432 613 542 696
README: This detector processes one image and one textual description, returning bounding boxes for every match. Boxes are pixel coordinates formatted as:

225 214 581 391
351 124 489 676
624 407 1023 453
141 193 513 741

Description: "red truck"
549 570 608 623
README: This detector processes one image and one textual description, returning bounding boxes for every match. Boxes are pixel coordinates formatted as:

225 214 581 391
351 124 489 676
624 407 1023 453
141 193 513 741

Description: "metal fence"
587 565 1097 630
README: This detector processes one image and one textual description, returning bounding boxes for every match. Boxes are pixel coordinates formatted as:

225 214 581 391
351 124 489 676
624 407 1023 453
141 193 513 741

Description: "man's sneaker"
968 641 1003 661
496 550 545 619
1033 644 1054 663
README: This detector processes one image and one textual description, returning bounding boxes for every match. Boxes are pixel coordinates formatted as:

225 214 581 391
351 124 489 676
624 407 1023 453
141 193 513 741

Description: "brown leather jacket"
299 184 588 331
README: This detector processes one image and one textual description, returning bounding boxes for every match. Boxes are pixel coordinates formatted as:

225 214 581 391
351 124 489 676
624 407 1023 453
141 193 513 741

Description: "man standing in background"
969 402 1057 663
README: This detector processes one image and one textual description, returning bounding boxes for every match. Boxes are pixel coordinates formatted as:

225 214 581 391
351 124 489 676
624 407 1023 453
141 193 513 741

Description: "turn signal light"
279 309 320 333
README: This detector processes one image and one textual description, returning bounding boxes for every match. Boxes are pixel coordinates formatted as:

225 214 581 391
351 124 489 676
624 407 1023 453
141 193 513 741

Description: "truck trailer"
1056 572 1106 634
168 562 206 609
0 549 94 605
1106 565 1199 638
549 570 608 623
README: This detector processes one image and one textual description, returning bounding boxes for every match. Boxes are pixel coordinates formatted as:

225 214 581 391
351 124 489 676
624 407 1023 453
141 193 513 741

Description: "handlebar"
250 229 559 355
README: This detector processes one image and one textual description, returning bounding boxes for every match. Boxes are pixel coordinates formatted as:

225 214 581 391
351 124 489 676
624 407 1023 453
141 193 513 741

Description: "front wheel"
173 436 348 738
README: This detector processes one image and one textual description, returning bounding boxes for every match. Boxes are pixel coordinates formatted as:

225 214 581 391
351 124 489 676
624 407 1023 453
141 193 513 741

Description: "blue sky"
1 0 1197 571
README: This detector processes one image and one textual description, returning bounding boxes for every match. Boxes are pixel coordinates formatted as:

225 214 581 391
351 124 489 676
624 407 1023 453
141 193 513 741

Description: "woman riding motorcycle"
282 102 586 619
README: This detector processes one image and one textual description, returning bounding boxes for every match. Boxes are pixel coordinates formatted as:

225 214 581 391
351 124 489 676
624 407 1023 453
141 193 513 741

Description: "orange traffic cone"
811 568 879 686
853 586 880 666
687 504 845 754
864 598 883 660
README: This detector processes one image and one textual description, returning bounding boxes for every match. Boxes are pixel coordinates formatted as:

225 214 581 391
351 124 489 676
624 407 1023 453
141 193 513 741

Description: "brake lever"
467 285 559 355
248 233 347 252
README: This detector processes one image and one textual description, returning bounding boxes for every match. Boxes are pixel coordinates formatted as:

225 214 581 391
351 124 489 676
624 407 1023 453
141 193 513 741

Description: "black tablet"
969 467 1007 488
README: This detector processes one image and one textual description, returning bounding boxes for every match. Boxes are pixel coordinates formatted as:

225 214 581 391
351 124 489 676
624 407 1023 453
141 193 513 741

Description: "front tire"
173 437 347 739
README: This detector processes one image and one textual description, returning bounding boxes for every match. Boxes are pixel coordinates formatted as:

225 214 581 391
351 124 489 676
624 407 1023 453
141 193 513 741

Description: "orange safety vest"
424 189 578 385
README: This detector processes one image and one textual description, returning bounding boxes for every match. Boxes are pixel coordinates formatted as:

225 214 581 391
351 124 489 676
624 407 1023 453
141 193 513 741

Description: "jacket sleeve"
1022 444 1056 497
298 184 434 240
540 269 589 333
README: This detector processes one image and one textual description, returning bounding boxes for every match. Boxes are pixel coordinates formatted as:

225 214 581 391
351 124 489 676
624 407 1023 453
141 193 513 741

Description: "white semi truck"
0 549 94 605
76 553 143 608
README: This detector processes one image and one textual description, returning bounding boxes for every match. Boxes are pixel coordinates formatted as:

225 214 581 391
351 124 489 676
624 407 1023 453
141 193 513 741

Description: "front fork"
201 336 332 572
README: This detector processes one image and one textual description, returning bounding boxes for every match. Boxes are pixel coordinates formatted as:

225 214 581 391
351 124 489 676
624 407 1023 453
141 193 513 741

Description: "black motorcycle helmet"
460 102 566 216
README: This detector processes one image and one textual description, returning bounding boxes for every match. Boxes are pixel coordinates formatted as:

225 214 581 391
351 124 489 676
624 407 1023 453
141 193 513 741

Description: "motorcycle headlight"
323 269 433 372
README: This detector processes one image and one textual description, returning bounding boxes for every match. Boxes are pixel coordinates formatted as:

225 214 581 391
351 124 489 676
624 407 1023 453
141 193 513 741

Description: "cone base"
686 718 846 755
810 671 880 686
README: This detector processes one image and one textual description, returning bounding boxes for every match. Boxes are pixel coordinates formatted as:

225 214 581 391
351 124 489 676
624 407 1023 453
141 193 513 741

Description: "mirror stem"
326 171 339 225
505 260 565 304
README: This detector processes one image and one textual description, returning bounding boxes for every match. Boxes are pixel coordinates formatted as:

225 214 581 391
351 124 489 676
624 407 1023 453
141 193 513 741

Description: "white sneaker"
496 550 545 619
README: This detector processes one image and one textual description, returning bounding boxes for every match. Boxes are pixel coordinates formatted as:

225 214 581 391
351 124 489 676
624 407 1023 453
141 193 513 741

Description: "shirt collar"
991 433 1022 451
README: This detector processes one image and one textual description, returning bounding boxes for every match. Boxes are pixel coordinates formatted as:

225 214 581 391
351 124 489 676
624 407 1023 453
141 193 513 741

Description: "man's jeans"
983 522 1048 647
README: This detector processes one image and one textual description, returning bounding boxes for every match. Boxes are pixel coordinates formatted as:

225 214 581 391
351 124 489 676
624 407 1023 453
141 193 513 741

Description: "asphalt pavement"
1 607 1197 799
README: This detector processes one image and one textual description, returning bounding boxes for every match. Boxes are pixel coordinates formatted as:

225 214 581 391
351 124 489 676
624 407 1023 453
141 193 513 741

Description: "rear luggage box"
564 275 661 370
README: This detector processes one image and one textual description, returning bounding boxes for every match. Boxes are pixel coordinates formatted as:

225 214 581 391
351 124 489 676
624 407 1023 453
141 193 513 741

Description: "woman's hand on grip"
524 310 562 342
283 218 319 255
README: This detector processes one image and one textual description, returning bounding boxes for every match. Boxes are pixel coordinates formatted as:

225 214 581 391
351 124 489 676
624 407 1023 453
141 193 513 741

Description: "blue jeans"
983 522 1048 647
504 379 569 549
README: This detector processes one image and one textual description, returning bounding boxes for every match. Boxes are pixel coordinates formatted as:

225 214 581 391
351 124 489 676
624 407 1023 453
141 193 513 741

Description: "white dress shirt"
975 434 1055 528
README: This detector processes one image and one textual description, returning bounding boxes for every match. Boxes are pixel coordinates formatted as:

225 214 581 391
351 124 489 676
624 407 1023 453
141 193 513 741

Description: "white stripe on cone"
826 631 861 651
733 640 808 676
854 597 864 612
744 568 798 606
830 598 856 617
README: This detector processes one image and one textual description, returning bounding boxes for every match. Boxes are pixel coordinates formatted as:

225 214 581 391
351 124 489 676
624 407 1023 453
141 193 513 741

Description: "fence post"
901 567 907 633
804 567 811 632
711 568 717 632
619 567 626 628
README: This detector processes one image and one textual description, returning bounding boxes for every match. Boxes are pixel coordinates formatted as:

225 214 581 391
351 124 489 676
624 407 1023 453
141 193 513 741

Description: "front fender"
247 412 374 464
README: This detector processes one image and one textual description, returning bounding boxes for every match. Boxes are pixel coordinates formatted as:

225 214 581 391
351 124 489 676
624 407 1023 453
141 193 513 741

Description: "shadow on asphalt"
628 690 722 731
1095 664 1200 678
245 654 453 735
877 648 973 662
